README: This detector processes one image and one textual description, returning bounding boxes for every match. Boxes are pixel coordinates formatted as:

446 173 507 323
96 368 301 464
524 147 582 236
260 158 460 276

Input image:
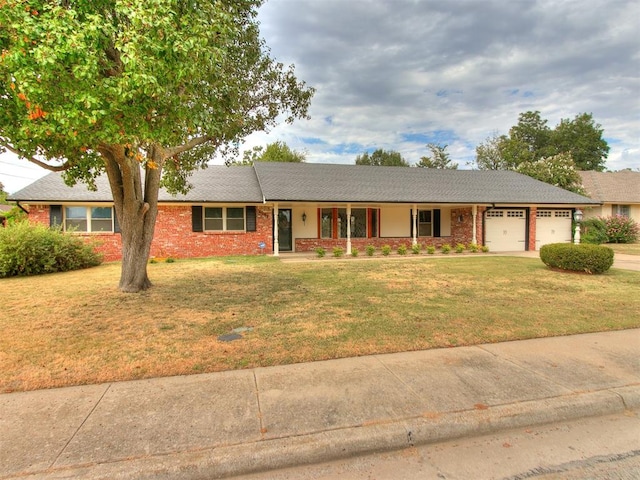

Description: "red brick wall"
528 207 537 251
25 204 273 261
150 205 272 258
26 204 123 261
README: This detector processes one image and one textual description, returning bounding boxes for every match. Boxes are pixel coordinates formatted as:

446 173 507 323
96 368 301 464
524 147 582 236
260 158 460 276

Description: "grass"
605 242 640 255
1 255 639 392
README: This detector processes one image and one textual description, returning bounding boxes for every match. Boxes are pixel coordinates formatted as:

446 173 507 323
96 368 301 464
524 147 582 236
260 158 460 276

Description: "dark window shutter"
113 207 120 233
50 205 62 227
192 206 203 232
246 206 257 232
433 209 441 237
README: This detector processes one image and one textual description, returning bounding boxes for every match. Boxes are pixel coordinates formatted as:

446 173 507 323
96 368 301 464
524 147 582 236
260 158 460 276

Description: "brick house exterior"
10 163 598 260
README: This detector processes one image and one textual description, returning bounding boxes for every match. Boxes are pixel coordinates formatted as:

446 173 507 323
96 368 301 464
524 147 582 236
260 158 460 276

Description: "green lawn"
1 255 639 392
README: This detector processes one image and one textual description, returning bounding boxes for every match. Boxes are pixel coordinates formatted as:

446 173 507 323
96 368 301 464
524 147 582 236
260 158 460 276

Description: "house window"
613 205 631 217
418 210 432 236
321 208 333 238
64 206 113 233
204 207 245 231
338 208 366 238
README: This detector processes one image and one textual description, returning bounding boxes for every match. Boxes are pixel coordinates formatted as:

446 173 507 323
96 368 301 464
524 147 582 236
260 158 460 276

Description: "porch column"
412 205 418 246
346 204 352 255
273 203 279 256
472 205 478 245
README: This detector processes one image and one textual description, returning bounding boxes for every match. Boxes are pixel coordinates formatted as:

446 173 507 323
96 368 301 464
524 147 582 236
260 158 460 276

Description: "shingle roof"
9 166 264 203
579 170 640 203
10 162 599 205
254 162 598 205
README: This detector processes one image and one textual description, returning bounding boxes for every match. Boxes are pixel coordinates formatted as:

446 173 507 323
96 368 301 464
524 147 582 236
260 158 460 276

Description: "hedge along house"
9 162 599 261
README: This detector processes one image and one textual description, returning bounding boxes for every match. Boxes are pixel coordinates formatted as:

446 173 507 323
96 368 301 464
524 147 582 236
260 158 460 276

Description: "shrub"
455 243 465 253
333 246 344 257
481 245 490 253
441 244 451 254
366 245 376 256
580 217 608 244
381 245 391 256
426 245 436 254
315 247 326 258
539 243 614 274
351 247 359 257
397 244 407 255
0 222 102 278
600 215 639 244
411 243 421 254
468 243 480 253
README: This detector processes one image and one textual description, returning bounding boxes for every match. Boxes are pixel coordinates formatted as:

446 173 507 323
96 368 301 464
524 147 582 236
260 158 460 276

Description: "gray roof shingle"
579 170 640 203
253 162 599 205
10 162 599 205
10 166 264 203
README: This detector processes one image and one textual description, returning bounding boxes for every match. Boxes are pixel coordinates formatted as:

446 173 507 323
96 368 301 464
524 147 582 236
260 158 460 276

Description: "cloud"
2 0 638 192
245 0 640 170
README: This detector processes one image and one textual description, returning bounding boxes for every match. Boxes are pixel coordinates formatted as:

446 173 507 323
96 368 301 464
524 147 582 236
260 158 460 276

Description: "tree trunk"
118 202 156 292
100 144 162 293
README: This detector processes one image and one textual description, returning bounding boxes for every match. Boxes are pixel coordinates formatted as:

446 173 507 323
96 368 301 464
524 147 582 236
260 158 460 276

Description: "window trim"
62 205 114 233
202 206 246 232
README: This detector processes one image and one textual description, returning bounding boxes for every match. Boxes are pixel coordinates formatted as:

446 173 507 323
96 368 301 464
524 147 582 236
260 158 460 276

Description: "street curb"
9 386 639 480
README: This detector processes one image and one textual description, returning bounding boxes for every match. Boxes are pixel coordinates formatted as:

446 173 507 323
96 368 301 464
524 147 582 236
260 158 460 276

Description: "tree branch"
165 135 214 159
0 143 70 172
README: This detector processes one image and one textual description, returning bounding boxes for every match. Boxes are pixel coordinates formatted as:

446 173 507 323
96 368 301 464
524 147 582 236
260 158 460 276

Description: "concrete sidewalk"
1 330 639 480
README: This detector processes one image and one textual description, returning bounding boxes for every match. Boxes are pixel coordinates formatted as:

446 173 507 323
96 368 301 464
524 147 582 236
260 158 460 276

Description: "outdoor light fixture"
573 209 583 222
573 209 583 244
302 212 307 224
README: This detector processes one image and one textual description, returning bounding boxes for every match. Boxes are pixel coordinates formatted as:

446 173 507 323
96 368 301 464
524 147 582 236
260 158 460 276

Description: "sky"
1 0 639 193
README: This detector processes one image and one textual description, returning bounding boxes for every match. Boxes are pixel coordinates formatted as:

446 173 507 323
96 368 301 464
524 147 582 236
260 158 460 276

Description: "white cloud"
2 0 638 193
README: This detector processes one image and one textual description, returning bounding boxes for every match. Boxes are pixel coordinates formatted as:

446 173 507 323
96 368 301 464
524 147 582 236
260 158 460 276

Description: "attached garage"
485 209 527 251
535 209 572 248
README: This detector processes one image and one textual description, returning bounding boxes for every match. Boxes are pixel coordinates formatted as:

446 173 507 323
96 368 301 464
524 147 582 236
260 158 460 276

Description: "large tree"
516 153 585 195
236 140 306 165
475 111 609 172
551 113 609 171
355 148 409 167
416 143 458 169
0 0 313 292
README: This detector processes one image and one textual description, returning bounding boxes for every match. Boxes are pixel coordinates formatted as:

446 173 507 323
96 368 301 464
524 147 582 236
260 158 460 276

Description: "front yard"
1 254 639 392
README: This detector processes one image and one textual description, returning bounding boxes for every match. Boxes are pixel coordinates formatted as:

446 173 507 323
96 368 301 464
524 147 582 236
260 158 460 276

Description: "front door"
277 209 293 252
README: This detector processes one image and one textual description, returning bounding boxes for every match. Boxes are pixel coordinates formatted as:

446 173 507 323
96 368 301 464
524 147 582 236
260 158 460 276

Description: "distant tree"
475 132 511 170
0 182 6 203
516 153 585 194
355 149 409 167
236 141 306 165
551 113 609 171
416 143 458 169
475 111 609 174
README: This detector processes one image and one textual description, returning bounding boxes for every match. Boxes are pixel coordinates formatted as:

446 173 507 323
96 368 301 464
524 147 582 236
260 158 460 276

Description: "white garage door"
485 209 527 251
536 210 572 248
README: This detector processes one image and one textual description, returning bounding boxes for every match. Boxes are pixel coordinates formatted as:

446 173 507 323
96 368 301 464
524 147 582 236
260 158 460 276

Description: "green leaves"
1 0 314 189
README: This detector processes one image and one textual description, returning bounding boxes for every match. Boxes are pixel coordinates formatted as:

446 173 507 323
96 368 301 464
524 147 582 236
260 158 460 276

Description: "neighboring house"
9 162 599 261
579 170 640 222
